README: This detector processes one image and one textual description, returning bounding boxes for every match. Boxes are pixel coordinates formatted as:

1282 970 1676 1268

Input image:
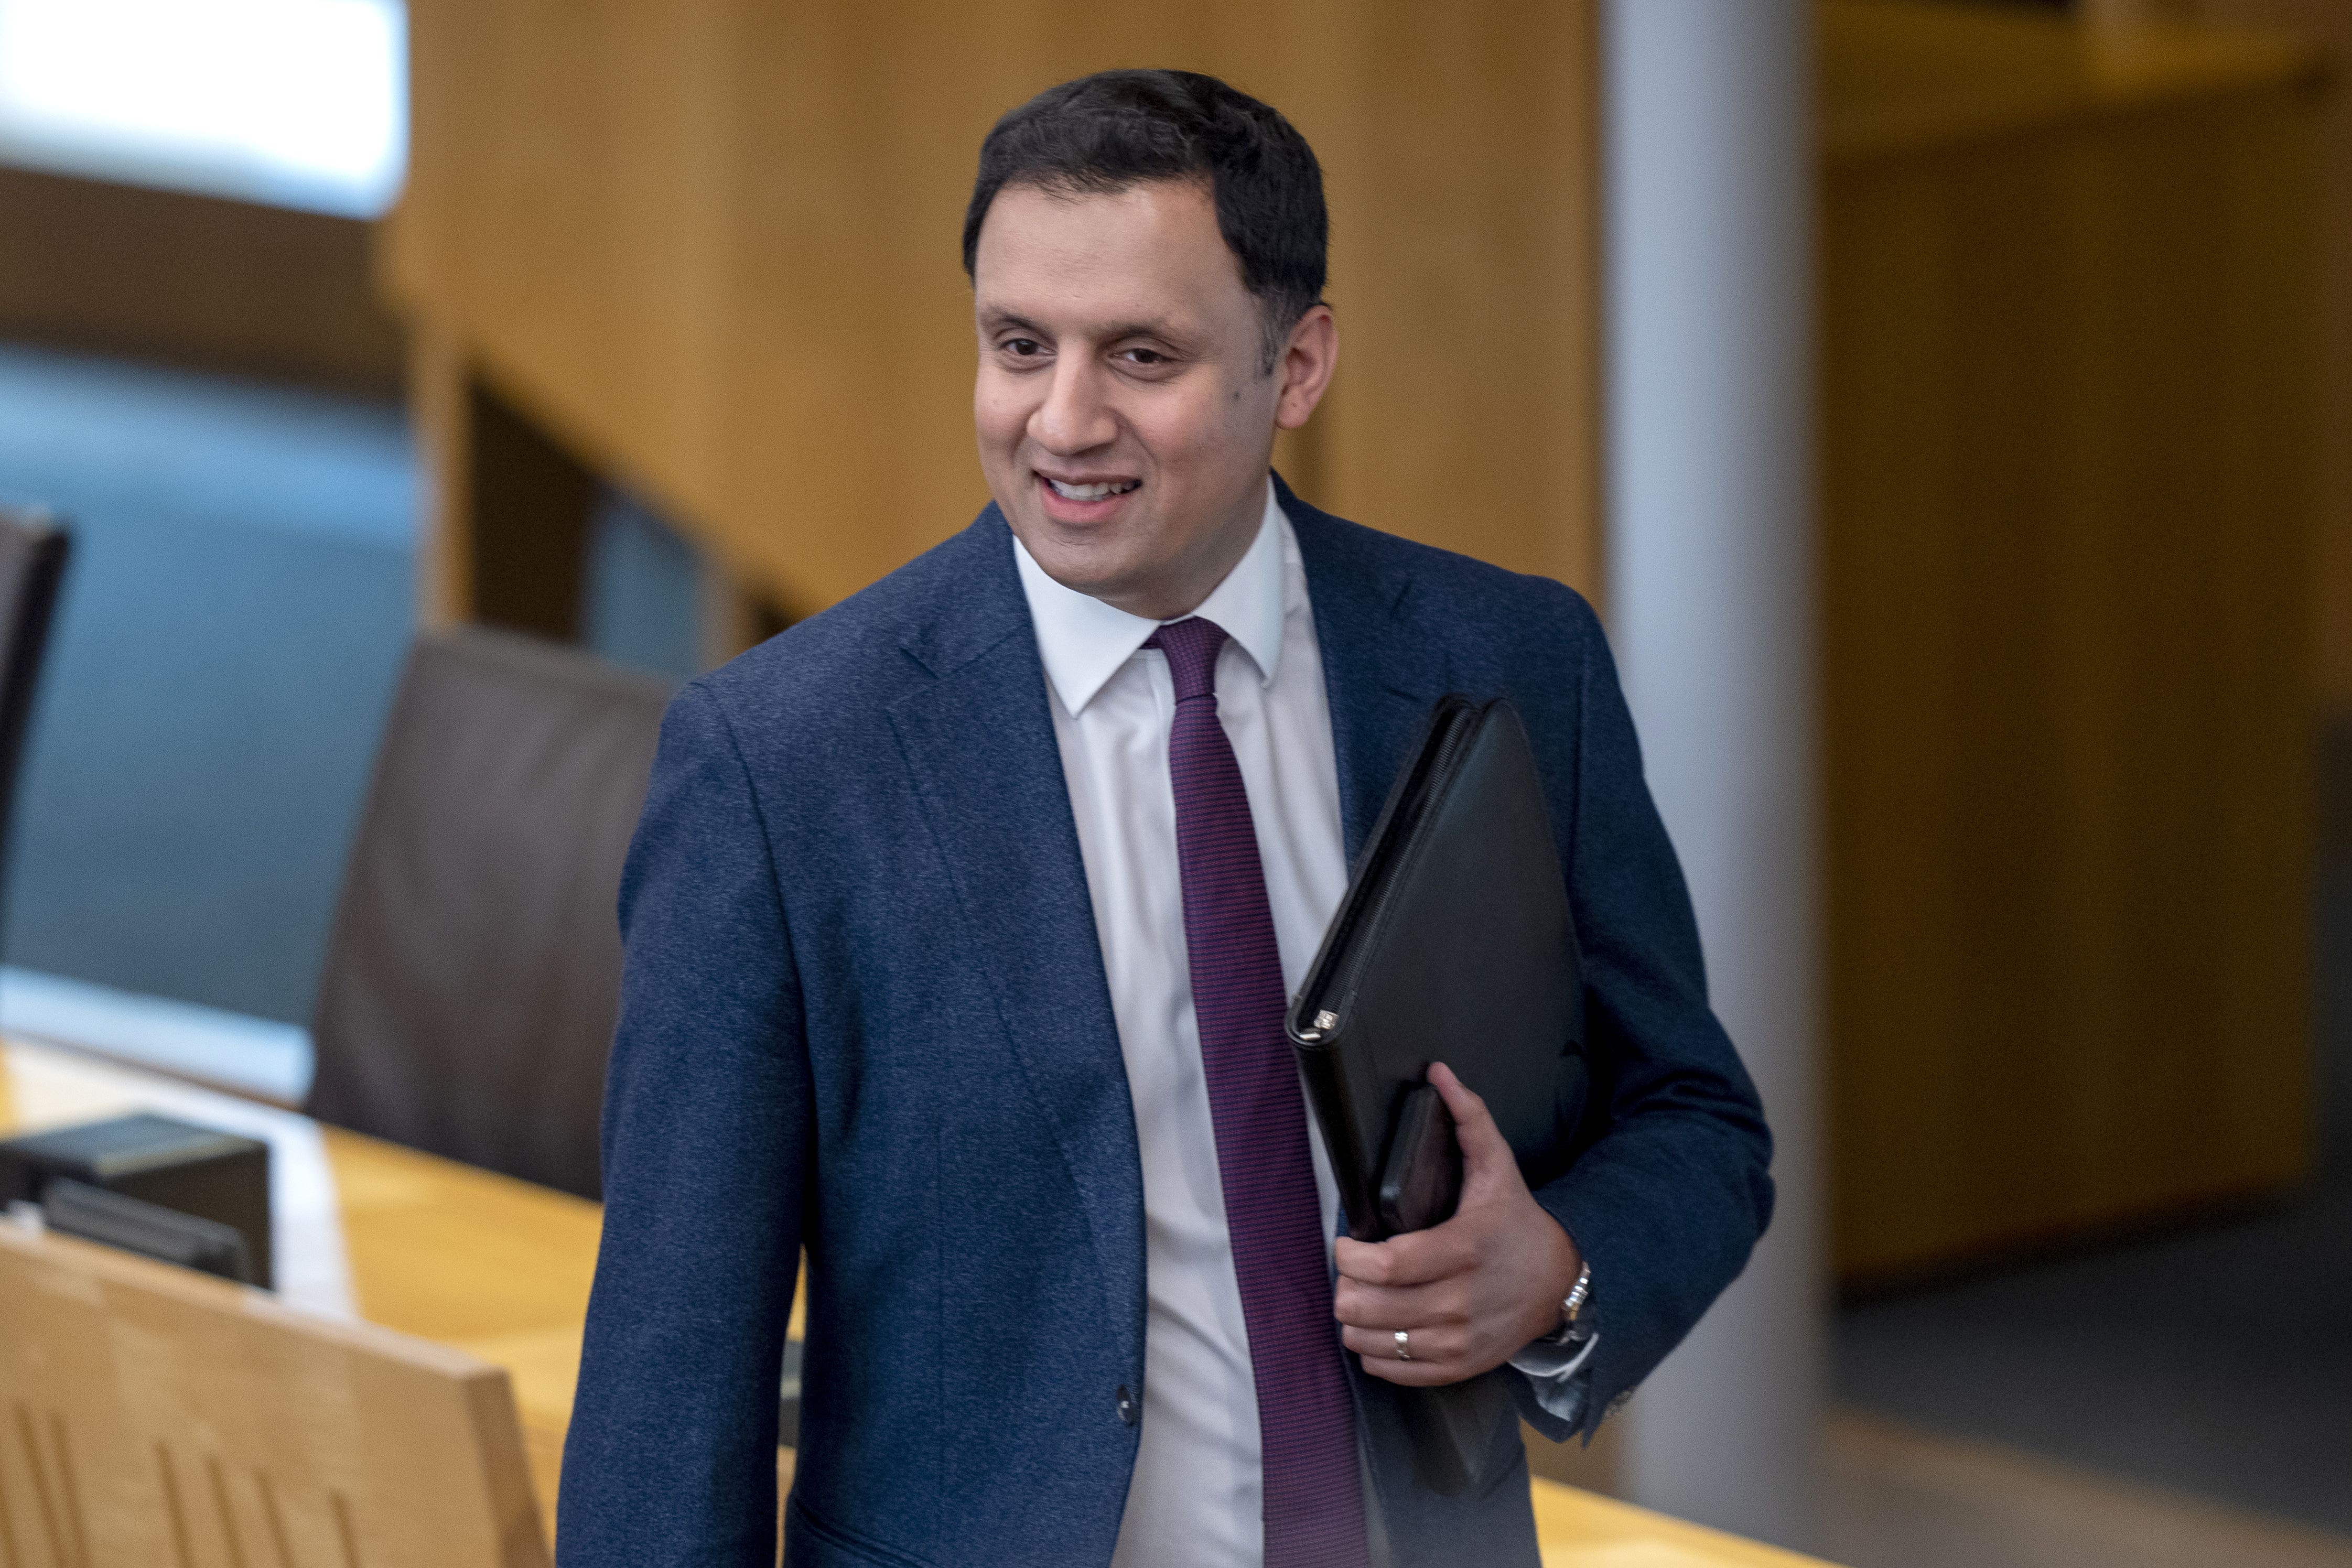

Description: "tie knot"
1146 617 1229 703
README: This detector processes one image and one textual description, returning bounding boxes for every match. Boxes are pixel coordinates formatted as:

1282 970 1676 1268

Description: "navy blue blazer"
556 480 1773 1567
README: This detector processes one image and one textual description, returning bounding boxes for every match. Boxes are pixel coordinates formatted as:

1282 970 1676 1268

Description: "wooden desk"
0 1037 601 1519
0 1036 1831 1566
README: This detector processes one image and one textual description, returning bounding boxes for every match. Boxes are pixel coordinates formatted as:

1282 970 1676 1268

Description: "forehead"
972 179 1250 329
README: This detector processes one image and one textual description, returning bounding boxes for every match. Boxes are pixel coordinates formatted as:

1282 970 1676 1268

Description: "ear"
1274 305 1339 430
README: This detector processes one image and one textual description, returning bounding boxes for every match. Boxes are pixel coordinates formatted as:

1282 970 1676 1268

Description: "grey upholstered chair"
306 626 670 1198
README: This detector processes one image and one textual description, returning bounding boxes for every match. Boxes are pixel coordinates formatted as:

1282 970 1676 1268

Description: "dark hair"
963 70 1328 374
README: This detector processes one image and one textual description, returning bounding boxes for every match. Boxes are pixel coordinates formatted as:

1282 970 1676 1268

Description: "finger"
1334 1226 1475 1290
1331 1235 1382 1282
1426 1062 1509 1171
1355 1350 1488 1388
1411 1062 1505 1161
1340 1323 1468 1364
1333 1275 1471 1331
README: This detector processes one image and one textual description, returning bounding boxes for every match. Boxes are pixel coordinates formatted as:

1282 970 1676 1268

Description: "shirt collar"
1013 479 1289 716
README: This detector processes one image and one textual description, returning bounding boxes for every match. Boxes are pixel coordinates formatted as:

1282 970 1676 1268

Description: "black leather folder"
1287 695 1591 1493
1289 695 1589 1236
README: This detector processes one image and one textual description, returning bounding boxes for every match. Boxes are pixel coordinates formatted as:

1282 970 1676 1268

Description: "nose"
1031 355 1118 456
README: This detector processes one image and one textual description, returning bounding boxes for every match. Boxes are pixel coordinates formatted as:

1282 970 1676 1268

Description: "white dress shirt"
1013 481 1593 1568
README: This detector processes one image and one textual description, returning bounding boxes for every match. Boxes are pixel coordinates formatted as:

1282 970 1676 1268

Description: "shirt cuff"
1506 1329 1600 1425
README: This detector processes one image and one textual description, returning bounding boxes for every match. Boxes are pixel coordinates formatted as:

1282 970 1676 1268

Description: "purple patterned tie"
1147 617 1369 1568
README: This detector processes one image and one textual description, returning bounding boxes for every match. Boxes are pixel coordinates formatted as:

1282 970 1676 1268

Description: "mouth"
1041 475 1141 502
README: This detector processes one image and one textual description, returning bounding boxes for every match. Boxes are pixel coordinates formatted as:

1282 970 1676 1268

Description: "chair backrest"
0 1217 546 1568
0 508 69 914
306 628 670 1198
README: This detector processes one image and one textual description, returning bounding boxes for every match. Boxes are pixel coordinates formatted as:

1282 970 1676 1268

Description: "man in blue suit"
558 70 1771 1567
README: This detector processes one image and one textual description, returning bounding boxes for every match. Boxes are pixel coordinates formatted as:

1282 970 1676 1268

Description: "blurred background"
0 1 2342 1564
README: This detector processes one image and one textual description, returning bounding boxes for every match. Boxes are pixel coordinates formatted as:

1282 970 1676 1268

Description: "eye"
1120 348 1168 366
1000 337 1044 358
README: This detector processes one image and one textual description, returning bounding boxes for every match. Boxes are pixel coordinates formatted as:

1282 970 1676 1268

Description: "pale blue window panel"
0 0 405 218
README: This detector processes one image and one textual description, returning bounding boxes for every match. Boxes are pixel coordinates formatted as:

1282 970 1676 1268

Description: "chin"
1028 539 1139 602
1007 507 1138 586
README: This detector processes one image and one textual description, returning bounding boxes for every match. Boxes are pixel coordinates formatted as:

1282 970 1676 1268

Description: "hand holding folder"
1287 695 1595 1494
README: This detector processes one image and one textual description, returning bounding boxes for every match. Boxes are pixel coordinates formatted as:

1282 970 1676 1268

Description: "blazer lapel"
1282 480 1448 862
884 509 1145 1368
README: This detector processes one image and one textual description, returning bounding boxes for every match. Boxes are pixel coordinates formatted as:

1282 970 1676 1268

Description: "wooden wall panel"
1820 2 2321 1282
2091 0 2352 715
381 0 1600 620
0 165 402 394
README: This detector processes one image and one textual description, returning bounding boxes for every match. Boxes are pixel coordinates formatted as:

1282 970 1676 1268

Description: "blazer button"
1115 1386 1137 1426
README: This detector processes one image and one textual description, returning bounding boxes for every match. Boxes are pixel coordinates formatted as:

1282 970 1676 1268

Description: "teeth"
1046 478 1139 501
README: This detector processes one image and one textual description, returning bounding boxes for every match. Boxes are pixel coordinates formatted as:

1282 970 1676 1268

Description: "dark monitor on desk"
39 1178 255 1286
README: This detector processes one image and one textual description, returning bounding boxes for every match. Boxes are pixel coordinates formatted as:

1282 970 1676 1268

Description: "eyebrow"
978 309 1186 343
978 309 1050 336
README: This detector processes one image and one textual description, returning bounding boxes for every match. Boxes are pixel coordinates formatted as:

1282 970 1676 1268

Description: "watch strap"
1540 1260 1593 1346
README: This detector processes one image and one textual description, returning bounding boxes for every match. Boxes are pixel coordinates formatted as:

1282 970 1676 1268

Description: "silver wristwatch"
1538 1260 1593 1347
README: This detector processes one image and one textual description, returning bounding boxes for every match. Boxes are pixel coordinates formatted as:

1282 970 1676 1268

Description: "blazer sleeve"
1520 589 1776 1442
556 679 812 1565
